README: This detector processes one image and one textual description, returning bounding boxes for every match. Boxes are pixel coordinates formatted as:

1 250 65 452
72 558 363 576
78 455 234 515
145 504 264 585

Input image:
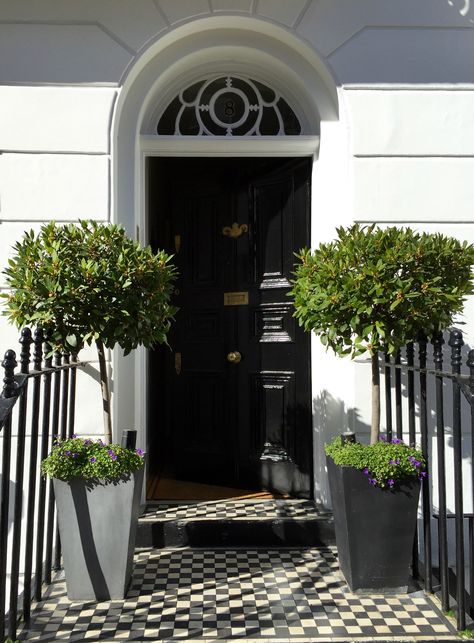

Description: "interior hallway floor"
17 500 461 642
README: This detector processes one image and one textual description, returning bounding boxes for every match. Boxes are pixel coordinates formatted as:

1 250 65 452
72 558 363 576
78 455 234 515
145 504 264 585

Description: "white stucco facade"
1 0 474 504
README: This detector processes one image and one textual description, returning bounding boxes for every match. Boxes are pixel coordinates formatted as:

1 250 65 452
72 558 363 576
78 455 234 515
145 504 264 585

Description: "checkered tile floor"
142 500 321 522
18 547 458 641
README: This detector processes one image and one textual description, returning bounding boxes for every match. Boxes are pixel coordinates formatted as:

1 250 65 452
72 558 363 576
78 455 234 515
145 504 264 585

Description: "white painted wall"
0 0 473 512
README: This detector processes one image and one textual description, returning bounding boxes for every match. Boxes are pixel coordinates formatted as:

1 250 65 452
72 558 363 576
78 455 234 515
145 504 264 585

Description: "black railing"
0 328 86 643
383 328 474 631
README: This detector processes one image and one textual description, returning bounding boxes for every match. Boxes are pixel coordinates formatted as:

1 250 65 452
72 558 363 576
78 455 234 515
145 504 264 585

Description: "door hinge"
175 352 182 375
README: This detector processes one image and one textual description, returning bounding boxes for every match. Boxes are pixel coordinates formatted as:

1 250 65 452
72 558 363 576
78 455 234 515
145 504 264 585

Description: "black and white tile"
19 547 458 641
142 500 321 522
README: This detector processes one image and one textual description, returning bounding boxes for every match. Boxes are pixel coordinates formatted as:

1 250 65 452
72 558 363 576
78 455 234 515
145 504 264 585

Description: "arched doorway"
111 16 340 501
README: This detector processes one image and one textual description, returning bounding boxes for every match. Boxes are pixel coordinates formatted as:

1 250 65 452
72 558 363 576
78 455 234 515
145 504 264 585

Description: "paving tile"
141 499 321 521
17 546 459 641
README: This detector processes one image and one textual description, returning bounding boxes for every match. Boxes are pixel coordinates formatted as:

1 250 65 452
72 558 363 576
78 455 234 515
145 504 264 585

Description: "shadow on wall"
83 362 114 394
312 390 369 509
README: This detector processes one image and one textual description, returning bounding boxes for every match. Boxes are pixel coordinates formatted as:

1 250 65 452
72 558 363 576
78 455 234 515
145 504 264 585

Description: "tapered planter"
53 466 144 601
326 456 420 593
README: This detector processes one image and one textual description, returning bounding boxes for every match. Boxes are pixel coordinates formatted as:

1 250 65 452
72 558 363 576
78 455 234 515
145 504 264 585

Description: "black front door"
148 157 312 498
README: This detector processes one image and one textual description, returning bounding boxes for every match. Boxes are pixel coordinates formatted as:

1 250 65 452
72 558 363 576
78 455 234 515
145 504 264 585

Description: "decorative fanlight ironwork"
157 75 301 136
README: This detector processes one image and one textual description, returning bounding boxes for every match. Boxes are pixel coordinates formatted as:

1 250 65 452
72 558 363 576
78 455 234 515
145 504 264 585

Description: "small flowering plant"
41 436 145 482
325 435 427 489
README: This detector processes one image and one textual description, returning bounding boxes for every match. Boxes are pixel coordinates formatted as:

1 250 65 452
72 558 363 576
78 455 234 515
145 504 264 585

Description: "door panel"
253 178 294 288
149 157 312 497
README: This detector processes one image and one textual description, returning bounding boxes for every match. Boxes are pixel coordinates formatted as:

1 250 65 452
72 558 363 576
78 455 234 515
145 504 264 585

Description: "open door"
148 157 312 498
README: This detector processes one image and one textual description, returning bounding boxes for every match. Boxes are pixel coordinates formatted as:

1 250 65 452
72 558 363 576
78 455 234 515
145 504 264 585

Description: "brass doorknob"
227 351 242 364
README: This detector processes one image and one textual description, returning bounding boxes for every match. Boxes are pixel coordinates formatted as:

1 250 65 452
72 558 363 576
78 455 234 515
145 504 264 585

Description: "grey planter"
53 466 144 601
326 456 420 593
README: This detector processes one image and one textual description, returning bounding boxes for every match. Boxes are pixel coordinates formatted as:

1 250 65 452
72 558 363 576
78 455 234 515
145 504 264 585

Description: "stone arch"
112 15 339 230
110 14 340 444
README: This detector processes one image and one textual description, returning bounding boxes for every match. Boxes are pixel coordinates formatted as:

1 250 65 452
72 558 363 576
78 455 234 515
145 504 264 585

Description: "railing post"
9 328 32 641
23 327 44 622
44 341 56 585
36 332 53 599
67 353 78 438
52 352 63 571
2 349 17 399
407 342 416 447
384 353 393 441
60 352 70 440
0 350 17 642
468 348 474 619
449 328 465 631
433 331 449 611
418 334 432 592
395 349 403 439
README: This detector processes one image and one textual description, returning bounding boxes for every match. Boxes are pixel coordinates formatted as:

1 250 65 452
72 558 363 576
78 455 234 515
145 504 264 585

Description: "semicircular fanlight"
157 75 301 136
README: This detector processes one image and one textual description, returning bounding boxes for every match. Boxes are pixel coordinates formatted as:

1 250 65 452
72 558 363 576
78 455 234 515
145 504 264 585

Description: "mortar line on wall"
354 154 474 159
0 20 137 56
326 24 474 59
0 150 110 156
95 22 137 56
343 84 474 91
251 0 258 15
0 81 120 88
152 0 171 27
293 0 312 29
325 26 366 57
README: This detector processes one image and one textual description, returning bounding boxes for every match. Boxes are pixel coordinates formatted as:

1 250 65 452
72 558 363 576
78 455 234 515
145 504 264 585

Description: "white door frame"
133 134 320 454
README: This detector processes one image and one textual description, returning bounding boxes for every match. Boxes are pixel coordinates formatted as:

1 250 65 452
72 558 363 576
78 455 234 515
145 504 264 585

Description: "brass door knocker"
222 223 248 238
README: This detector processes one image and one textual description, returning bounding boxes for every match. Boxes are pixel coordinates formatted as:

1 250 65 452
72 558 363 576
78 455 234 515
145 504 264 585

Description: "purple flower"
419 471 427 479
90 457 96 463
72 434 78 439
72 453 78 458
368 477 377 486
64 450 71 456
380 435 388 442
136 448 144 457
84 439 92 445
391 438 403 444
108 449 117 461
387 478 395 488
362 467 369 476
389 459 400 466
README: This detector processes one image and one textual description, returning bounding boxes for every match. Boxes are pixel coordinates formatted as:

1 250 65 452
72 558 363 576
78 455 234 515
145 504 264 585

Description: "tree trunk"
96 339 112 444
371 351 380 444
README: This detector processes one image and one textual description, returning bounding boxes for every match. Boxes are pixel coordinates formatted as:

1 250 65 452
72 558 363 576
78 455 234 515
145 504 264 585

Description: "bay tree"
291 224 474 443
2 220 177 443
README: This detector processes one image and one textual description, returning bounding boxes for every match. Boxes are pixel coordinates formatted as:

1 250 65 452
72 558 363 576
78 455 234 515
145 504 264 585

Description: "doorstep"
137 499 335 548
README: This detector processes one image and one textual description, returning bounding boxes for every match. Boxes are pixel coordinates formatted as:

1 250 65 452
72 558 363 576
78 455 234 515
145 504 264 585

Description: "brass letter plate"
224 291 249 306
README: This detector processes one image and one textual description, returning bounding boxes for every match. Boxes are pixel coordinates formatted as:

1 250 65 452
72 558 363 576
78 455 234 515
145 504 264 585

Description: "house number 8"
225 100 235 117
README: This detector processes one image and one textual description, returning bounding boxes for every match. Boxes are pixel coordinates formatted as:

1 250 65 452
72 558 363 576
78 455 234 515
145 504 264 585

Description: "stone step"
137 499 335 548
